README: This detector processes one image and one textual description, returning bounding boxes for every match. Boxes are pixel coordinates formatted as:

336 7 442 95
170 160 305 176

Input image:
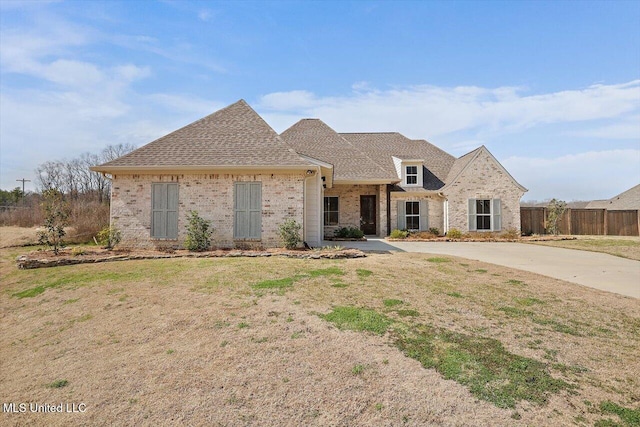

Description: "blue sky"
1 0 639 201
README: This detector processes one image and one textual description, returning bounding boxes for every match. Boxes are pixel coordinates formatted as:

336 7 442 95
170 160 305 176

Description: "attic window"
406 166 418 185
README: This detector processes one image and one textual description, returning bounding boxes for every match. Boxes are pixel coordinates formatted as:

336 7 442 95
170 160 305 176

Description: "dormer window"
393 157 424 187
405 165 418 185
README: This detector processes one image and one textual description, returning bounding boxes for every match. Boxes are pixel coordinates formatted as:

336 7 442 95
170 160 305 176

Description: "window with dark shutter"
468 198 501 231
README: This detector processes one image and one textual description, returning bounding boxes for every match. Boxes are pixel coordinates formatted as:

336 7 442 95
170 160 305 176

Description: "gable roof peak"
93 99 312 171
444 145 526 192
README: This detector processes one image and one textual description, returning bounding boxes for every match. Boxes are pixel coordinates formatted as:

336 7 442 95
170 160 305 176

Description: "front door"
360 195 377 235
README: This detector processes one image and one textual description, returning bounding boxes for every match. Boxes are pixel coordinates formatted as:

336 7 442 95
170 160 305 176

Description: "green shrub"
334 226 364 239
184 210 214 251
428 227 440 236
447 228 462 239
96 225 122 249
390 229 409 239
278 218 302 249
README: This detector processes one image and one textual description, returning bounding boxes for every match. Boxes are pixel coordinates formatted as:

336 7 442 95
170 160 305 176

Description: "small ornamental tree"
546 198 567 235
184 210 214 251
278 218 302 249
37 189 70 255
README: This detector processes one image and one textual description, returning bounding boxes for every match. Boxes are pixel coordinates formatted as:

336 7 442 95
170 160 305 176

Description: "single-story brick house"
92 100 527 249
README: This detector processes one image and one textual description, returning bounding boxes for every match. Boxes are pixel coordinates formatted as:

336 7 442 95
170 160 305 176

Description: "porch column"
378 184 388 236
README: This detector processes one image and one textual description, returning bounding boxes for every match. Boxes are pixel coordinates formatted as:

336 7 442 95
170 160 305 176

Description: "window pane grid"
475 199 491 230
405 201 420 230
406 166 418 185
324 196 339 225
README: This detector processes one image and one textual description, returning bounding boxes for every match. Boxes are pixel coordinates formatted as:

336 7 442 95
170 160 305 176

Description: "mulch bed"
16 247 366 270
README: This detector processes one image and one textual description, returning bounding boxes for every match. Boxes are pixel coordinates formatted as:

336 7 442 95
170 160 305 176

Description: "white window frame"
405 165 418 185
475 199 491 231
406 201 420 231
324 196 339 226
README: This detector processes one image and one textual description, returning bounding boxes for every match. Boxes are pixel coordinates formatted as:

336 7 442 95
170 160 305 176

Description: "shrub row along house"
92 100 526 249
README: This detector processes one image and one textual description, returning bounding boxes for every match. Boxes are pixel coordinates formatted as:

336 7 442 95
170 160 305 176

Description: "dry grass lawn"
528 235 640 261
0 226 39 248
1 243 639 426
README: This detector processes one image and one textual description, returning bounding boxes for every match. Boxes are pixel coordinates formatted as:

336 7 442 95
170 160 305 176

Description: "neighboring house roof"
586 184 640 210
340 133 456 190
93 100 313 172
443 146 527 192
280 119 397 182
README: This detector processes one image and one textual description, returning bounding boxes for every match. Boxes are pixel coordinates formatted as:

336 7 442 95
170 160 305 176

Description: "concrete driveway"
331 238 640 298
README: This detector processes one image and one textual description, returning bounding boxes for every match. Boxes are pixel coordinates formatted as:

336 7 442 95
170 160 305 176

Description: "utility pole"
16 178 30 202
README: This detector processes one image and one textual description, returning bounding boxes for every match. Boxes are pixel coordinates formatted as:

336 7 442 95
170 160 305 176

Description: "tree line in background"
34 143 135 203
0 143 135 242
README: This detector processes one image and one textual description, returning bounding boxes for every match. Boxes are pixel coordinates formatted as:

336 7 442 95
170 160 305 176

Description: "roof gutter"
334 179 401 185
89 164 319 174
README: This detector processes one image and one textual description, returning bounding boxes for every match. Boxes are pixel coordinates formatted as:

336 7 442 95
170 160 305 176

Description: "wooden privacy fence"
520 207 640 236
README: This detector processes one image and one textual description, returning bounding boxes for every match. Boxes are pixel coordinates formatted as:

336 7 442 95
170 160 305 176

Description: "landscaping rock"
16 248 366 269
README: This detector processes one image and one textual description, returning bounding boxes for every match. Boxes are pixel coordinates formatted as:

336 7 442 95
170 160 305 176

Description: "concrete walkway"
330 239 640 298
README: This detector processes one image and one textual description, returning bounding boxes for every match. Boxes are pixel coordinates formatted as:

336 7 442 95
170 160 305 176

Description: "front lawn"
528 236 640 261
1 247 638 426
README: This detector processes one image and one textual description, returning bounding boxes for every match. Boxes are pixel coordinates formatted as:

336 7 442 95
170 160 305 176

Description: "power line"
16 178 31 195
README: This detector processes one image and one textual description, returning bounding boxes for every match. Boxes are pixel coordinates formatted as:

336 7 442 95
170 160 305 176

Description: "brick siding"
110 173 305 249
445 149 526 232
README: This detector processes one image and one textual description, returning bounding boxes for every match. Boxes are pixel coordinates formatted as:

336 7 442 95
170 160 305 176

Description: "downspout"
303 167 322 247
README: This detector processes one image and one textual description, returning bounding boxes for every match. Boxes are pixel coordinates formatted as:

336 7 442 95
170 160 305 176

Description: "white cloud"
504 149 640 201
564 115 640 140
259 90 318 111
0 10 216 190
258 83 640 201
0 18 92 74
258 81 640 142
198 9 214 22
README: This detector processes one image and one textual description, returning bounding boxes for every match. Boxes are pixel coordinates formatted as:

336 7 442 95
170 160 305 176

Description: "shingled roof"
280 119 397 182
94 100 312 171
444 146 482 184
94 100 517 192
586 184 640 210
340 133 456 190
